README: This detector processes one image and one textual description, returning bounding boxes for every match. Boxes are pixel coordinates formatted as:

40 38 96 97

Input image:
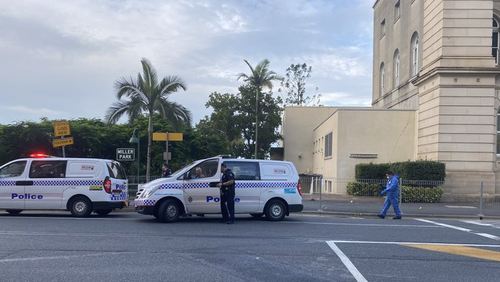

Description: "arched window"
411 32 419 76
394 50 400 88
380 63 385 96
493 17 499 65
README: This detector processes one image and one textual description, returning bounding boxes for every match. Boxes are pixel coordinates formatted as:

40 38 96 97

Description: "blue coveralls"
380 174 402 217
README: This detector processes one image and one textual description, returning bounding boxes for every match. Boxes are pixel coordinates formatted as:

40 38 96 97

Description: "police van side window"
106 162 127 180
0 161 27 177
29 161 67 178
225 162 260 180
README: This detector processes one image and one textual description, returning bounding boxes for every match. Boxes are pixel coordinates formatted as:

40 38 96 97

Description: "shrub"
346 182 444 203
355 163 390 180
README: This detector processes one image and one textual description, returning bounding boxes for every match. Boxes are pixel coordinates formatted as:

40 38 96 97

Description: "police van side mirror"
183 172 190 180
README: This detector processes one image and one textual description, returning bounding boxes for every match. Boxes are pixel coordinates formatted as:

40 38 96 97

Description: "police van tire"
250 213 263 218
70 197 93 217
95 209 112 216
264 199 286 221
6 209 22 215
158 199 180 223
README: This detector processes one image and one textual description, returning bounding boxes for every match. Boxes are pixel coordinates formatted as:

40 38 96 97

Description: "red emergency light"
30 153 48 158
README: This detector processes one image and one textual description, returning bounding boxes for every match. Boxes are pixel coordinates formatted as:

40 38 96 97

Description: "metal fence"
299 175 500 218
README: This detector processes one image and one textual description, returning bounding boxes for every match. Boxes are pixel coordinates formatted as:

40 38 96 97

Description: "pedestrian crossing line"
402 244 500 262
416 219 500 241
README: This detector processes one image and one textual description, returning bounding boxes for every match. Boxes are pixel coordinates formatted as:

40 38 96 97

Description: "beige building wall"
312 109 416 193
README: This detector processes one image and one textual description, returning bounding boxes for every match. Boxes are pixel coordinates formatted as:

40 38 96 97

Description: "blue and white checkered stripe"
155 182 297 190
111 191 128 201
0 181 16 186
33 180 102 186
135 199 156 206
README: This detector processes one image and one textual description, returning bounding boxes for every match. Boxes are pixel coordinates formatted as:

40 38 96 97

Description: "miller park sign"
116 148 135 161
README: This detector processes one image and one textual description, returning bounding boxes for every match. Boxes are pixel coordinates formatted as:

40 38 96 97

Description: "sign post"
152 132 183 165
53 121 72 157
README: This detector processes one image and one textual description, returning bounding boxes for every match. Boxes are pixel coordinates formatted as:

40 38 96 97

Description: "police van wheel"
70 197 93 217
95 209 112 216
158 199 180 223
6 209 22 215
250 213 263 218
264 200 286 221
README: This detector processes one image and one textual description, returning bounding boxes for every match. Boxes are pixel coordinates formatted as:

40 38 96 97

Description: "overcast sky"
0 0 374 126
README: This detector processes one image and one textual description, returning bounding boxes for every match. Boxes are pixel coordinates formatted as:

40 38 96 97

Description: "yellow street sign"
53 137 74 148
54 121 71 137
153 132 183 141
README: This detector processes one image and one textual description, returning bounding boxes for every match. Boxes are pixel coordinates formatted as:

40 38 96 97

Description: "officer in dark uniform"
217 162 235 224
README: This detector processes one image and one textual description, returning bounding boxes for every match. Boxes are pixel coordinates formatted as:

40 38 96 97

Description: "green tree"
200 85 282 159
105 58 192 181
279 63 321 106
237 59 282 159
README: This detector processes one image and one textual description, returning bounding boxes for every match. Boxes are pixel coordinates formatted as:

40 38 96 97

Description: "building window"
380 63 385 96
394 1 401 22
324 132 333 158
493 17 499 65
394 50 400 88
411 32 419 76
497 109 500 155
381 19 386 38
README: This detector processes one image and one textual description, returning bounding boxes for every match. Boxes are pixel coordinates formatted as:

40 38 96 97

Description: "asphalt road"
0 211 499 282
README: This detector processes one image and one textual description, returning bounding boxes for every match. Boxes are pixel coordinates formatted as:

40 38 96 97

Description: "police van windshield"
0 161 27 178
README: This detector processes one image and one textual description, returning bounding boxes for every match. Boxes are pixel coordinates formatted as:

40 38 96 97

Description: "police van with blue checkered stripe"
0 154 128 217
135 157 303 223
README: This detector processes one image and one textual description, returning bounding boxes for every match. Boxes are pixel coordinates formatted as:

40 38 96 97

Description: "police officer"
217 162 235 224
161 164 172 177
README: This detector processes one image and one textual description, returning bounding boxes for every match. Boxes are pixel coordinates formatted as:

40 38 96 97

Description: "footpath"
122 193 500 220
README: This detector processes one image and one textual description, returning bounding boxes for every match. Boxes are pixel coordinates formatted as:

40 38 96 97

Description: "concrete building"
280 0 500 196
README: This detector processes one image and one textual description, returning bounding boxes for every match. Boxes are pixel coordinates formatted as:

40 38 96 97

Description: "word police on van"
135 156 303 223
0 154 129 217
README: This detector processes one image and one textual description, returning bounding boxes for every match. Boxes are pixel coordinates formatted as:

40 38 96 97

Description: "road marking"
444 205 477 209
326 241 368 282
0 252 125 263
416 219 500 241
280 221 439 228
462 220 500 229
403 244 500 262
329 240 500 248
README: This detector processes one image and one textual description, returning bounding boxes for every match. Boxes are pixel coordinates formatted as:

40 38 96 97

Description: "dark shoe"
377 214 385 219
227 221 234 224
220 219 228 223
393 216 402 220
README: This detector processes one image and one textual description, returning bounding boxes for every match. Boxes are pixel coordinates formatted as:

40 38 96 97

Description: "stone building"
280 0 500 195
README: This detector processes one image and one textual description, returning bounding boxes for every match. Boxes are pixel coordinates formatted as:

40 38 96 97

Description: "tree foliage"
198 85 282 159
279 63 321 106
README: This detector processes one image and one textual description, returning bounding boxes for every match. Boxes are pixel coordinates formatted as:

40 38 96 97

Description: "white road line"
326 241 368 282
0 252 125 263
415 219 500 242
280 221 438 228
328 240 500 248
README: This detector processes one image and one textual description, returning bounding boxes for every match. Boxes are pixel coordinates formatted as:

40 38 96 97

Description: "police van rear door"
106 161 128 203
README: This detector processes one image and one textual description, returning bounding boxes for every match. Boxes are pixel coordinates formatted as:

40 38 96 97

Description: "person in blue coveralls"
217 163 235 224
377 171 403 219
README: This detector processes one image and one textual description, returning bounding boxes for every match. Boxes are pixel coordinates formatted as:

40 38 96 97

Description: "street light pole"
129 129 140 183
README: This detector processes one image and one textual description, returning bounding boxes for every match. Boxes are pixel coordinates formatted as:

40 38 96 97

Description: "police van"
0 155 129 217
135 156 303 223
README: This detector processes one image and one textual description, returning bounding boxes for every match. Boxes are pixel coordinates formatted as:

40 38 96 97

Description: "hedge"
346 182 443 203
355 160 445 185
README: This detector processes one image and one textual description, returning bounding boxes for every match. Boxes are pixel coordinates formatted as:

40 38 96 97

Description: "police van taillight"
297 181 303 196
103 178 112 194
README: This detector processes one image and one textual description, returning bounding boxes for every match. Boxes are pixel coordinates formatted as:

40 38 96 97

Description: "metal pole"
137 137 140 184
319 176 323 211
165 131 169 166
255 89 258 159
479 181 484 220
399 178 402 208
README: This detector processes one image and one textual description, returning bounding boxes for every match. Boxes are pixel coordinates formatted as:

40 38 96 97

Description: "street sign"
153 132 183 141
163 152 172 161
54 121 71 137
116 148 135 161
53 137 74 148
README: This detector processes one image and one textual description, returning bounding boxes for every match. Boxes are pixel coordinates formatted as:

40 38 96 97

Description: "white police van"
135 156 303 223
0 154 129 217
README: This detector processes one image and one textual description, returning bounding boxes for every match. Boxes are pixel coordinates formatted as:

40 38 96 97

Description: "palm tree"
237 59 282 158
105 58 191 181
